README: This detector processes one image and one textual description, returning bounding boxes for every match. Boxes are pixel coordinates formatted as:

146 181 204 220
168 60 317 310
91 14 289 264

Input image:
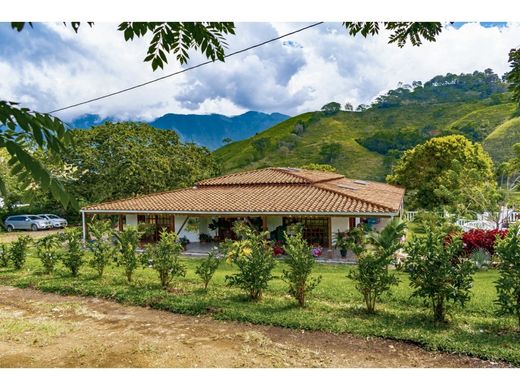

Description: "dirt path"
0 286 506 368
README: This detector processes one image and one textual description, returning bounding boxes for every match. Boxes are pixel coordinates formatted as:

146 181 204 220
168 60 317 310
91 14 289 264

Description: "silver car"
38 214 68 229
4 215 52 232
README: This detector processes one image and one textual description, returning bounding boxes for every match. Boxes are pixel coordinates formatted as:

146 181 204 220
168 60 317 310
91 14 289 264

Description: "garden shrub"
114 227 143 282
36 234 62 274
282 230 321 307
494 224 520 330
406 228 475 323
0 243 9 267
195 249 221 290
144 229 186 288
348 219 405 313
224 222 275 301
60 228 84 277
87 220 118 278
461 228 508 255
9 235 32 270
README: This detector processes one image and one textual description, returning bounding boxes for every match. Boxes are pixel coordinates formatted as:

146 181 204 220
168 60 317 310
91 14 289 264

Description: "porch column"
81 211 87 241
262 216 268 231
118 215 124 231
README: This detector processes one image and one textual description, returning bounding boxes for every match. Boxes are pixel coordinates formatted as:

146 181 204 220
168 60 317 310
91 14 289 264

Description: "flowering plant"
311 246 323 257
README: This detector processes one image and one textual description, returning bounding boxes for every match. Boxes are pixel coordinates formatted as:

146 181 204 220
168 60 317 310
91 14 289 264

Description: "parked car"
37 214 68 229
4 215 53 231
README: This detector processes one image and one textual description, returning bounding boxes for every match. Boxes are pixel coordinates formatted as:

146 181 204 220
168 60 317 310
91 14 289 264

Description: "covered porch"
81 211 392 261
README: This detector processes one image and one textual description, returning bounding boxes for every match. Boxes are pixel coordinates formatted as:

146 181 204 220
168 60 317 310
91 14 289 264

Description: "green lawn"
0 254 519 366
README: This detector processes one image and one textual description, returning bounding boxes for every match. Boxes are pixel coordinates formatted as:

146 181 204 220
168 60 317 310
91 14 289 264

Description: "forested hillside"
214 70 518 180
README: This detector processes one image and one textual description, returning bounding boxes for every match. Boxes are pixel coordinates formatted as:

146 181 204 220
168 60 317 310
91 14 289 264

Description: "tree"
144 230 186 289
344 102 354 111
406 227 475 323
387 135 496 211
222 137 233 145
87 220 118 278
251 137 271 159
36 234 62 274
494 224 520 330
9 235 32 270
60 122 219 204
347 219 405 313
319 143 342 164
195 250 221 290
224 222 275 301
321 102 341 115
114 227 143 283
299 163 337 172
356 104 370 112
60 227 84 277
281 230 322 307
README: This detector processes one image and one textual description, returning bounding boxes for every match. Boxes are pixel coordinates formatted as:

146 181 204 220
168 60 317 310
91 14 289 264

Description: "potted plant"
333 231 350 258
179 236 190 250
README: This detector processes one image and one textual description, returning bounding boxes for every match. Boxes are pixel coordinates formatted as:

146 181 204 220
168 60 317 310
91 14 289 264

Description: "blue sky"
0 22 519 121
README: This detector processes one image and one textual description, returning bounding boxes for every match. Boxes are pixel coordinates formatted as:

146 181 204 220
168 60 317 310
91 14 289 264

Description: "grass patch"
0 255 519 365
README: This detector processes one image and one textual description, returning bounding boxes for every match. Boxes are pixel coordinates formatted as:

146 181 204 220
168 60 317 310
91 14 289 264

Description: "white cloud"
0 22 519 121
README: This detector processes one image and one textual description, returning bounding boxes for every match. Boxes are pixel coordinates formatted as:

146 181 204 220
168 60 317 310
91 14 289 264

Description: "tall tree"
388 135 496 211
60 122 219 204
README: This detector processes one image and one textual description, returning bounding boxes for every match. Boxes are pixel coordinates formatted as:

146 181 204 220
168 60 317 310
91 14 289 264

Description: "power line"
49 22 324 115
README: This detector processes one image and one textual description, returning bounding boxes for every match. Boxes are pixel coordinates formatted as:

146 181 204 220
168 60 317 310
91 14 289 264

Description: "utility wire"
49 22 324 115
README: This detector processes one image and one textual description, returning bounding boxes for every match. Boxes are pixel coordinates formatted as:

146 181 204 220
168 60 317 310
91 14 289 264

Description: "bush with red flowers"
461 229 508 255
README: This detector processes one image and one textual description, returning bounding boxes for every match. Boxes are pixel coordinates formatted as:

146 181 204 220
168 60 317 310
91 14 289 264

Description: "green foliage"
299 163 336 172
388 135 496 211
494 224 520 329
0 101 74 208
35 234 62 274
281 230 322 307
0 243 10 267
118 22 235 69
59 228 84 277
224 223 276 301
406 228 475 322
251 137 271 158
343 22 443 48
87 220 117 278
61 122 219 204
9 235 32 270
319 142 342 164
358 126 431 155
348 219 405 313
348 253 399 313
144 230 186 288
506 49 520 107
321 102 341 115
114 227 143 282
195 250 221 290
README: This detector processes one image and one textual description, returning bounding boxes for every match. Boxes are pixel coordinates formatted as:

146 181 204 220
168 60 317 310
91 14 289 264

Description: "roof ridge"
196 167 284 186
271 167 311 183
314 182 395 212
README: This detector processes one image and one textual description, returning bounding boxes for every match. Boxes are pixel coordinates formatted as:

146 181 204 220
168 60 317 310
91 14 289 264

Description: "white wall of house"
125 214 138 227
198 216 218 238
267 216 283 232
331 216 350 234
175 215 199 242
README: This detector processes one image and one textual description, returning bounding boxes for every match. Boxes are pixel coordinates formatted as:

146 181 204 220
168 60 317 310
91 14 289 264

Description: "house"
81 167 405 249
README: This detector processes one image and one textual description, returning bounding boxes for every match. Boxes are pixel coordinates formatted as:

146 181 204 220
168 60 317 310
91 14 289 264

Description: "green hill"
483 116 520 163
214 71 520 181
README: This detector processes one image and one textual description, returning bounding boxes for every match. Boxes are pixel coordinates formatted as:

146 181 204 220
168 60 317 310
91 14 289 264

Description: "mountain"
150 111 289 150
69 111 290 150
214 70 519 181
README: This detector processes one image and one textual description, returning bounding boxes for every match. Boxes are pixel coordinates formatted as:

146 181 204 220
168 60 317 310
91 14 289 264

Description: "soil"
0 286 508 368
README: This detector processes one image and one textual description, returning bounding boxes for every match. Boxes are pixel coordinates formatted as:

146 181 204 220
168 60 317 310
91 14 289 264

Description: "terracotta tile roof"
196 167 344 186
83 167 405 215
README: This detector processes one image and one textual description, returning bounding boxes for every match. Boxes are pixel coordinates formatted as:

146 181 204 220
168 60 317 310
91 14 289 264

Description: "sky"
0 21 519 122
